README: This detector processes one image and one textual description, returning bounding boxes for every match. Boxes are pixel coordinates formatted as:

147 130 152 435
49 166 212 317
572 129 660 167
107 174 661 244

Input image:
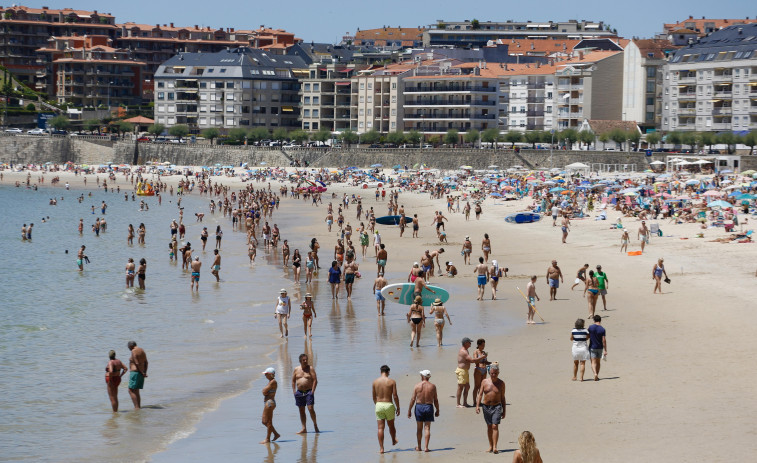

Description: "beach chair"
650 223 660 235
595 211 607 221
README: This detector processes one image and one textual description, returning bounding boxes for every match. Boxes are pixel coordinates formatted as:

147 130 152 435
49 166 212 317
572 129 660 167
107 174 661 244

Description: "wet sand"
5 169 757 461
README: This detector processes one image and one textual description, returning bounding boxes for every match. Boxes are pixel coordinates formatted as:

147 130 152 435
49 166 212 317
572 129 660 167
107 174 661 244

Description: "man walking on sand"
595 265 609 310
408 370 439 452
546 260 563 301
373 272 388 316
127 341 148 409
588 315 607 381
372 365 400 454
638 220 650 253
475 257 489 301
476 363 505 454
456 337 487 408
526 276 540 324
292 353 320 433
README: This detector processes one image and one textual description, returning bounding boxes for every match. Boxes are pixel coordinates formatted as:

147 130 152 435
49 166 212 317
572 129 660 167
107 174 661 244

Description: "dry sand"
4 168 757 461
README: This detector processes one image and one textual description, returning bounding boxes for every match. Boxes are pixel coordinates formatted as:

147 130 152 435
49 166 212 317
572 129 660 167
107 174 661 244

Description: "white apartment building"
661 24 757 132
300 63 361 132
622 39 677 132
498 63 557 132
351 70 404 133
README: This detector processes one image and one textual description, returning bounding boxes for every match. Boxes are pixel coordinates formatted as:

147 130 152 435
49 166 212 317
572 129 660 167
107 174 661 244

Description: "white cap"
262 367 275 376
280 288 287 293
419 370 431 378
492 260 497 266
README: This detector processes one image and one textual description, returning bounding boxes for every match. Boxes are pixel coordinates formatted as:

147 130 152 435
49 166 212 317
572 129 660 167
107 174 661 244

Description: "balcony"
712 122 732 130
405 113 495 120
713 73 732 82
712 107 732 115
404 85 496 93
35 70 46 78
404 99 496 106
677 92 697 99
749 106 757 114
677 75 696 84
713 91 732 98
677 107 696 115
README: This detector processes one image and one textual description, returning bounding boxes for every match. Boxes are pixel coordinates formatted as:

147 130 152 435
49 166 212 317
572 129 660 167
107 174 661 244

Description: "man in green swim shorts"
127 341 148 409
372 364 400 454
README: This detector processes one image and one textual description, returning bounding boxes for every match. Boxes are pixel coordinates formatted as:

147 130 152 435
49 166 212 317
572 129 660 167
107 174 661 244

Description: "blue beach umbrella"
549 187 565 193
707 200 732 208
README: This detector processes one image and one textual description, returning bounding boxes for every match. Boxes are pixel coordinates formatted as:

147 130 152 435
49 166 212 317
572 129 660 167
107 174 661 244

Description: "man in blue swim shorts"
373 272 388 316
475 257 489 301
546 259 563 301
408 369 439 452
190 256 202 291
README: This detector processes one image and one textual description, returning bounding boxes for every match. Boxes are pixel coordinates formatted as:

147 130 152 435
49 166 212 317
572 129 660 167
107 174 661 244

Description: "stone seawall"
0 134 727 172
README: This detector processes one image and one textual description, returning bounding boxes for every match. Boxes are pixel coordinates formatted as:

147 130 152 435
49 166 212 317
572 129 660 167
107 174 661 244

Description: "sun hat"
262 367 275 376
280 288 287 293
432 298 443 306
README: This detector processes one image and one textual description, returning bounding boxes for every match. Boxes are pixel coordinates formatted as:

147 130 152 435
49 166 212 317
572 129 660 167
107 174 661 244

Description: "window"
304 109 311 117
359 109 364 116
304 122 310 129
200 82 207 88
304 96 310 104
226 105 234 112
226 82 234 88
272 82 280 90
167 93 174 101
157 82 165 88
391 96 396 103
199 117 207 124
313 97 319 104
312 109 319 117
271 107 278 115
200 105 207 112
157 92 165 100
360 82 365 90
367 96 372 103
167 82 174 88
367 121 372 128
312 122 318 130
226 93 234 100
646 82 655 92
359 96 364 103
367 109 372 116
220 68 227 73
391 109 396 116
392 82 397 89
359 121 364 128
367 83 372 90
391 121 396 129
313 83 319 91
242 81 251 89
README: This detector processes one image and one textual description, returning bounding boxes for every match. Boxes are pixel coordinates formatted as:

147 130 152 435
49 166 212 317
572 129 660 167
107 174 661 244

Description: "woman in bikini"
282 239 290 267
292 249 302 281
137 223 146 245
481 233 492 263
215 225 223 250
105 349 127 412
305 251 315 284
407 296 425 347
428 298 452 347
472 339 490 403
584 270 599 319
127 224 134 245
260 367 280 444
489 259 502 300
300 293 316 338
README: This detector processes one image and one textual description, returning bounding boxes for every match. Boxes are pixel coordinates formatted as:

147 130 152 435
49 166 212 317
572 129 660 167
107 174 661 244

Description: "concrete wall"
591 52 624 120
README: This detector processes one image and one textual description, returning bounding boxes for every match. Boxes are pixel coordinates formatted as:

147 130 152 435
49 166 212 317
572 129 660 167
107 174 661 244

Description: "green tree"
272 127 288 142
666 131 682 147
339 129 359 146
645 132 661 149
598 132 611 147
361 129 380 145
680 131 697 150
228 128 248 144
201 127 220 144
386 131 405 145
463 128 480 145
578 130 595 149
147 123 165 139
698 131 716 151
481 128 500 147
716 132 737 154
84 119 100 134
559 128 578 149
608 128 627 150
428 135 441 147
742 130 757 155
49 115 70 131
504 130 522 148
168 124 189 140
116 121 134 135
290 129 309 144
311 129 330 145
470 19 480 30
443 129 459 145
248 127 270 143
25 102 35 111
627 129 641 151
404 130 422 146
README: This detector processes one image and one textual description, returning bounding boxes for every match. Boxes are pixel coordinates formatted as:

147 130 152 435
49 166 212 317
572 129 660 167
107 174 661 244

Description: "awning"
335 81 351 86
282 106 294 112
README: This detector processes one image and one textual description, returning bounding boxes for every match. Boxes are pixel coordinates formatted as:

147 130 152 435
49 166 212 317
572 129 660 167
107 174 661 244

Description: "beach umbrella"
737 193 756 200
490 192 503 197
685 179 700 185
649 160 665 165
707 200 732 208
720 169 734 174
393 165 401 169
549 187 565 193
624 191 638 196
370 164 383 168
702 190 722 196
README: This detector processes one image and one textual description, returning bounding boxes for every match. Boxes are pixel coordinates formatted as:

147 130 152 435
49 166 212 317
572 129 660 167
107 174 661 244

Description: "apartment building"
35 35 144 106
622 39 678 132
153 47 307 131
498 63 557 132
424 19 615 47
300 62 365 132
554 51 624 130
661 24 757 133
0 5 118 85
351 65 407 133
662 16 757 38
353 26 425 48
402 62 500 136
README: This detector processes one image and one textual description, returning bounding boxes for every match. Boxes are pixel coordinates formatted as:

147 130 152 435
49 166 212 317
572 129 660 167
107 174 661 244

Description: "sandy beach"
3 166 757 462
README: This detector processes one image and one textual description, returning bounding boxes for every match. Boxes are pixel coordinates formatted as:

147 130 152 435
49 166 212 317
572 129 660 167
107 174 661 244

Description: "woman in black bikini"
292 249 302 281
584 270 599 319
407 296 425 347
472 339 490 402
300 293 316 338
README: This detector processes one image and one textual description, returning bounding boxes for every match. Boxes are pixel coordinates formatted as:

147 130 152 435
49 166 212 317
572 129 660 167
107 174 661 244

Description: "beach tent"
649 160 665 165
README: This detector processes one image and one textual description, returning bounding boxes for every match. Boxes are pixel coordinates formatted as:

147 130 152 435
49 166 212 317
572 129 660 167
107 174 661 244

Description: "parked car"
27 128 46 135
51 129 67 135
4 127 22 133
137 137 150 142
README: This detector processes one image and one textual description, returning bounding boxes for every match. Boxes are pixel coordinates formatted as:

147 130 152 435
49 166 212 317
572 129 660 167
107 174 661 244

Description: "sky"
35 0 757 43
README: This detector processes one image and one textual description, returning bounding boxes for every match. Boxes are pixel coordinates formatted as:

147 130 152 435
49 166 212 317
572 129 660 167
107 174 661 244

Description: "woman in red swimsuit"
105 350 128 412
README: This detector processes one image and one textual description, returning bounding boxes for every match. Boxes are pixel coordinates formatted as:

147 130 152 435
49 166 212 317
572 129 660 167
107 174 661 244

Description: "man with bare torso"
638 220 650 252
344 256 358 299
376 243 388 276
413 271 435 300
372 365 400 454
475 257 489 301
210 249 221 282
546 259 563 301
420 250 434 282
191 256 202 291
373 272 388 315
475 363 506 454
292 353 320 433
456 337 487 408
407 370 439 452
127 341 148 409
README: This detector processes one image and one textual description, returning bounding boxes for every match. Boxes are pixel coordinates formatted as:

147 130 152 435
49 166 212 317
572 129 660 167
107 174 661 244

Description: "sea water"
0 181 522 462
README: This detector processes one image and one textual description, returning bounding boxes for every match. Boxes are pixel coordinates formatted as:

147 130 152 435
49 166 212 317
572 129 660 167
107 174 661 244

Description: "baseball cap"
419 370 431 378
280 288 287 293
462 337 473 345
262 367 275 375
